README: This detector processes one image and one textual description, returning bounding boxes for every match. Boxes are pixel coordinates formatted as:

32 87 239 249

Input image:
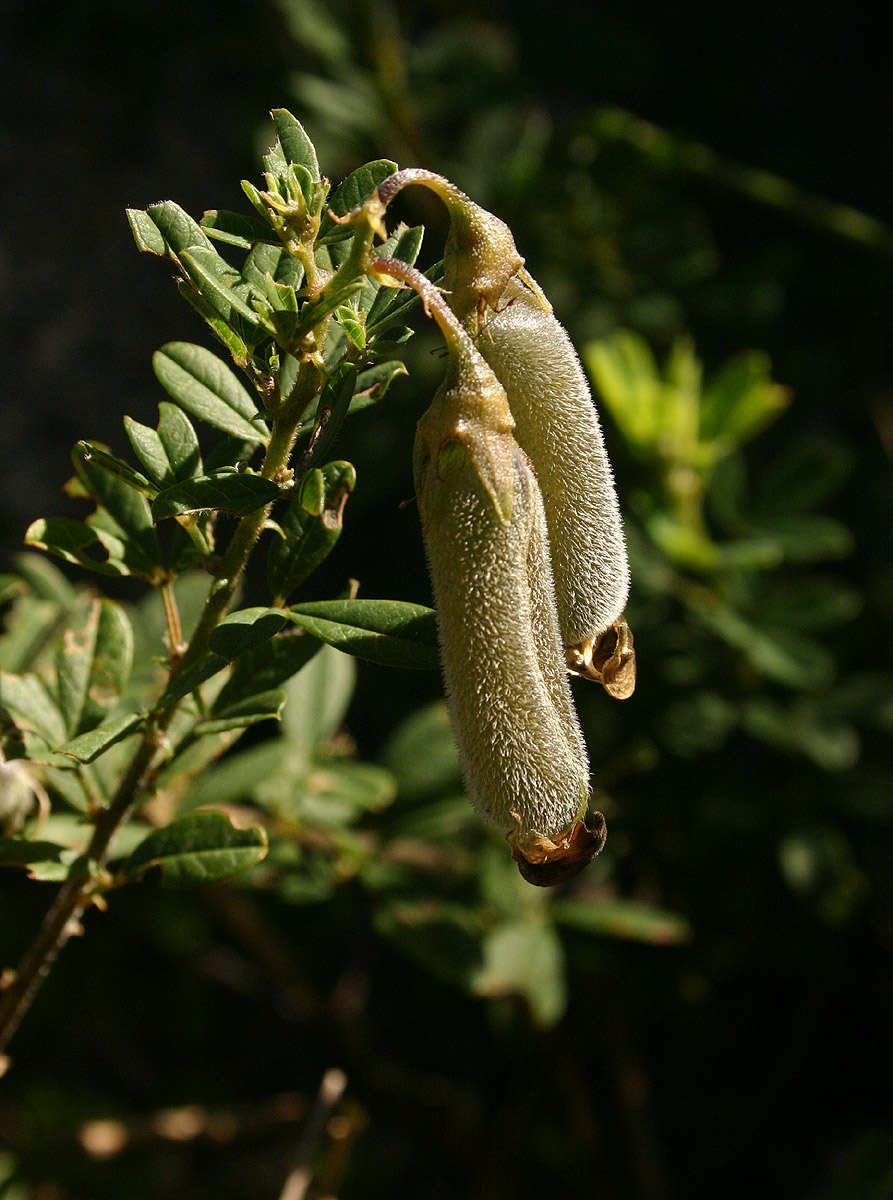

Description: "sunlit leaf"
153 343 270 445
152 471 281 520
209 608 288 659
119 811 268 884
286 599 439 670
272 108 320 181
57 711 145 764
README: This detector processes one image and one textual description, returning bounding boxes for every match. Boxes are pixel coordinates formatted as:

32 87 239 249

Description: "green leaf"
55 599 133 737
24 517 130 578
0 837 67 871
124 403 202 487
659 691 736 756
297 760 396 828
271 108 320 181
553 898 692 944
264 280 364 347
179 247 265 336
213 631 321 711
364 226 426 327
0 594 61 675
757 577 862 631
380 701 460 800
354 361 409 403
177 278 251 362
74 441 157 499
714 538 784 571
286 599 439 670
699 351 789 445
0 575 21 607
242 243 305 296
740 698 860 771
208 607 288 659
119 811 268 885
334 303 365 350
72 444 161 578
56 711 145 764
281 642 355 748
374 900 483 989
153 342 270 445
267 461 356 603
175 741 288 810
749 514 853 563
123 418 170 487
151 728 244 797
471 920 566 1026
13 554 78 607
156 653 229 710
200 208 279 249
142 202 216 258
585 331 663 448
126 207 167 256
0 671 68 751
152 471 281 520
693 601 835 689
195 689 286 735
154 609 292 710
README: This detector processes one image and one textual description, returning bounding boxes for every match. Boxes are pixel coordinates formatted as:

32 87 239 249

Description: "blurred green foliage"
2 3 892 1198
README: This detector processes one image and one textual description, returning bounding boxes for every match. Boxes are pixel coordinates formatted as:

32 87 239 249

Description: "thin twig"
278 1069 348 1200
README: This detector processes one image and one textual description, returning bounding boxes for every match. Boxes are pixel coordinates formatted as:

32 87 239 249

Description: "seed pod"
375 257 605 884
481 273 635 699
368 171 635 698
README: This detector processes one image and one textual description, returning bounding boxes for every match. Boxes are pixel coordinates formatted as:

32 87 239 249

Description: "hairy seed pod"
368 171 635 698
480 273 635 699
374 257 605 884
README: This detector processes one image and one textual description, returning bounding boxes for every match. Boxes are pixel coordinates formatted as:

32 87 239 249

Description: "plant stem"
0 368 320 1057
160 580 184 659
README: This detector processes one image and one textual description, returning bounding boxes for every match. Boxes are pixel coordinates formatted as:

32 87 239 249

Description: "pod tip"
567 617 636 699
509 812 607 887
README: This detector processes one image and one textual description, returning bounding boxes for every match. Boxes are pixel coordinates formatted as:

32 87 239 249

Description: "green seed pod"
374 257 605 883
368 171 635 698
480 273 635 699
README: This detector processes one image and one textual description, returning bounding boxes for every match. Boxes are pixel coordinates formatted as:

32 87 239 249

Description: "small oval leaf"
153 343 270 445
285 599 438 670
120 812 268 885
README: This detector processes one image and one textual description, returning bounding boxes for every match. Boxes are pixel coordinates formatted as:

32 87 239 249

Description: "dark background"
1 2 891 1197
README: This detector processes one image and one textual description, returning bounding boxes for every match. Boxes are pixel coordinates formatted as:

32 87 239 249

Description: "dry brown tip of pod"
509 811 608 887
566 616 637 700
